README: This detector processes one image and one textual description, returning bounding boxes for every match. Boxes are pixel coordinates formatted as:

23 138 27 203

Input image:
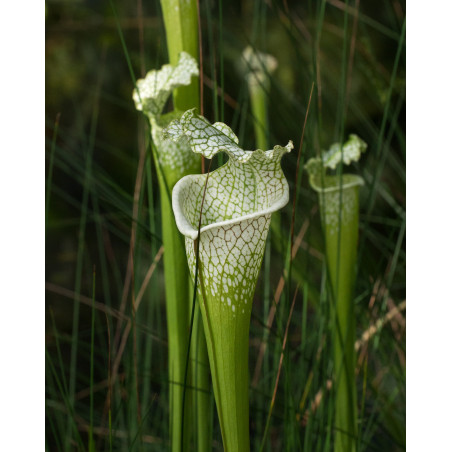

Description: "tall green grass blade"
360 18 405 234
46 348 86 451
89 267 96 452
66 55 103 451
45 112 60 229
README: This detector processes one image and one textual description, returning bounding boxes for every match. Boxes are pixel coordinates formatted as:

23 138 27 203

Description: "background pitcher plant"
133 53 207 452
305 134 367 452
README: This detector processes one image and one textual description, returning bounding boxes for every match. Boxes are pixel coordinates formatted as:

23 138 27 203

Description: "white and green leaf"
133 53 200 186
241 45 278 90
165 110 292 452
133 51 198 118
304 134 367 193
322 134 367 169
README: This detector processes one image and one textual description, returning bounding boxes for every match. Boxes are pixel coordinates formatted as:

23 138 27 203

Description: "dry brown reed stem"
355 299 406 351
137 0 145 77
252 83 313 389
290 82 314 260
299 299 406 425
113 249 133 347
196 0 203 117
131 121 149 426
97 244 163 433
47 17 161 32
326 0 361 18
265 0 312 42
267 286 299 421
105 311 112 442
48 395 162 445
110 246 164 387
365 274 406 365
46 282 129 324
135 245 165 307
345 0 360 110
113 124 147 351
45 246 163 338
75 373 123 401
322 22 392 83
77 423 163 445
65 394 163 445
202 74 238 109
196 0 205 175
251 206 319 387
47 244 164 433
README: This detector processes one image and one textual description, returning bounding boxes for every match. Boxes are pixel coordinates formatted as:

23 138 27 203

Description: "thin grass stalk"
104 312 113 452
46 347 86 451
89 267 96 452
91 193 113 313
259 287 298 452
47 313 72 449
45 112 60 230
131 125 151 443
66 57 103 451
243 45 274 449
218 0 224 123
104 8 143 441
358 18 405 247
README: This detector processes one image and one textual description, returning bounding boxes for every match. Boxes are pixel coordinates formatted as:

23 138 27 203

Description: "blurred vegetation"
45 0 405 450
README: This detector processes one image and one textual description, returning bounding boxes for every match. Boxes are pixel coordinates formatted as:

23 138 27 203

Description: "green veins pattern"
166 110 292 230
166 110 292 451
168 109 292 314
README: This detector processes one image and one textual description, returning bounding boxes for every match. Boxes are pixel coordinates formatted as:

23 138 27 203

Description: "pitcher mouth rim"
172 174 290 240
309 174 364 194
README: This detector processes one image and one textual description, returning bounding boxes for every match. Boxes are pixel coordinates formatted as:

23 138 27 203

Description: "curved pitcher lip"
172 174 290 241
309 173 364 194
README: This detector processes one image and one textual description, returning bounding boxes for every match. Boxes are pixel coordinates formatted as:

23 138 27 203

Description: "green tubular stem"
249 83 267 152
243 46 276 152
158 2 210 451
317 178 361 452
191 304 211 452
198 262 252 452
155 154 192 451
151 137 195 450
160 0 199 111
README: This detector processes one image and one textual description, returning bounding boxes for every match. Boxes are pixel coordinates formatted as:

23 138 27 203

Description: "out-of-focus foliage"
45 0 405 450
